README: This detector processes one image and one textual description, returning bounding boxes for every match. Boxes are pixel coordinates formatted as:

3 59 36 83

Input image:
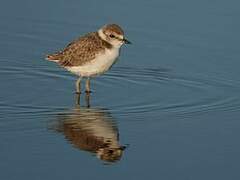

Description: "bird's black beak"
123 38 132 44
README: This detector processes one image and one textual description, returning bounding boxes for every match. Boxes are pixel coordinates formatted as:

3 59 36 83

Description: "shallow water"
1 0 240 179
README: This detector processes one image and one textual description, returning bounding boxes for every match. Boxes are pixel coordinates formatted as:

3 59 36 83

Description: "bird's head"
98 24 131 48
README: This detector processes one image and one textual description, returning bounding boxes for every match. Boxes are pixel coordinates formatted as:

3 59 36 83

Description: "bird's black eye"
109 34 115 38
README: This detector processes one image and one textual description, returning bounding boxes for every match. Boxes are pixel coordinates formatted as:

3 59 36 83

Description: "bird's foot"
85 90 92 94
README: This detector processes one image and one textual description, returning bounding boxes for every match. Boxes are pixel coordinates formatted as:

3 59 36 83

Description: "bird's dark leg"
85 77 91 93
76 77 82 94
85 93 91 108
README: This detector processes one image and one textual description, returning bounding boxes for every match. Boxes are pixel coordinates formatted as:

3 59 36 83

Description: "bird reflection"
53 94 125 163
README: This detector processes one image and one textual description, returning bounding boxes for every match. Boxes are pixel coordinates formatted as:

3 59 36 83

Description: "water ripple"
103 66 240 117
1 64 240 120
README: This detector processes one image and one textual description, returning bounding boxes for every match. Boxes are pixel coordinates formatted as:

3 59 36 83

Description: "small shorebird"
46 24 131 93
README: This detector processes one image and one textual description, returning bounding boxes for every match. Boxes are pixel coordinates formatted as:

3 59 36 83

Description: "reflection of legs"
85 77 91 93
76 77 82 94
75 93 80 106
85 93 90 108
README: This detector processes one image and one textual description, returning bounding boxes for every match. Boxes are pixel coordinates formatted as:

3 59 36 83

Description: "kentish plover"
46 24 131 93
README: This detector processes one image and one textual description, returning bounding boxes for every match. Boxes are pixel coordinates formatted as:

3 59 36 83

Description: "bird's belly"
66 48 119 77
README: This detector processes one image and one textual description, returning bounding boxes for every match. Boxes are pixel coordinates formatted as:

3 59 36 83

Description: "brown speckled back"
47 32 112 67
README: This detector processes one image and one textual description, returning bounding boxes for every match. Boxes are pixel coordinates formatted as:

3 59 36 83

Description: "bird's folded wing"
46 32 104 67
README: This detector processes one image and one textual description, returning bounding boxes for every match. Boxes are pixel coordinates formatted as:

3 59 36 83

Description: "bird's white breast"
67 47 120 77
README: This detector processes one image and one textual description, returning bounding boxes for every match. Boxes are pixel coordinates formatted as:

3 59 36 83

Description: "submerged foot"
85 90 92 94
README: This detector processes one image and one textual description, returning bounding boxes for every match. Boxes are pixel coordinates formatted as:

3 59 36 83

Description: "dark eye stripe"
109 34 123 42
